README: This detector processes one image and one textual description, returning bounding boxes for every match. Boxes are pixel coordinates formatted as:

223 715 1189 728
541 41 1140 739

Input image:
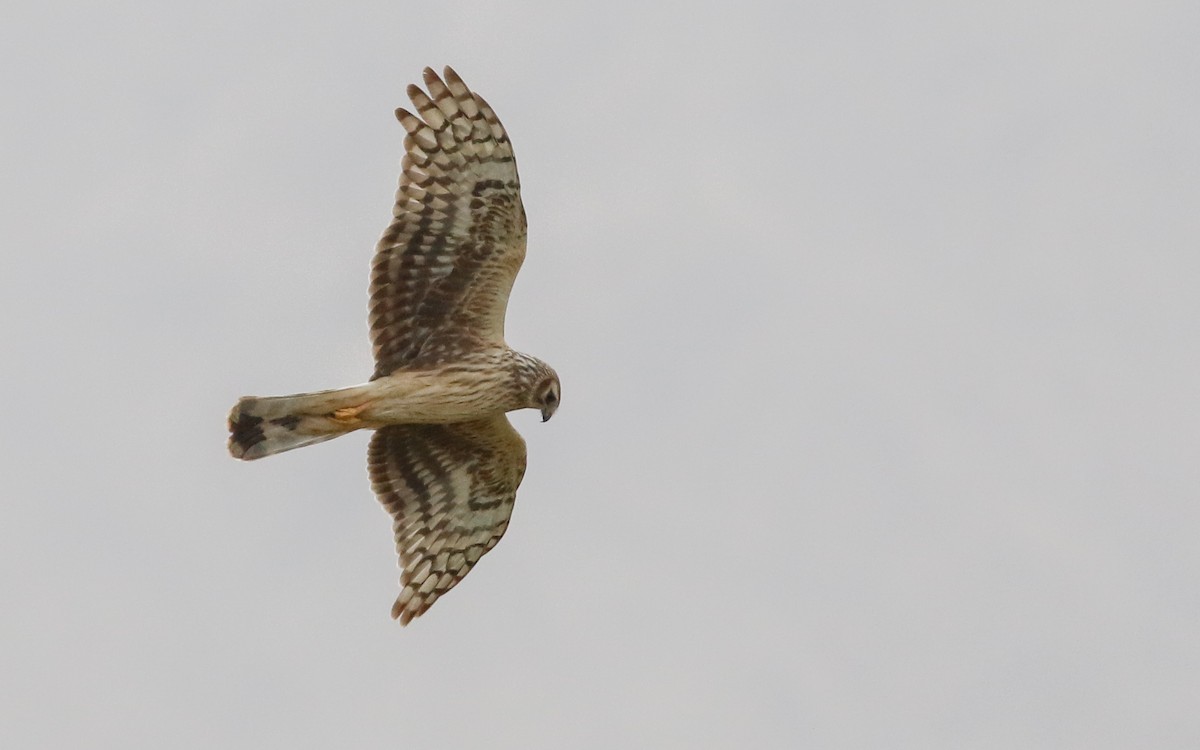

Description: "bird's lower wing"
367 415 528 624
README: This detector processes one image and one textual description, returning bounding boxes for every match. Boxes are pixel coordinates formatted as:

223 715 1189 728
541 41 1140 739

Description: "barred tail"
227 385 372 460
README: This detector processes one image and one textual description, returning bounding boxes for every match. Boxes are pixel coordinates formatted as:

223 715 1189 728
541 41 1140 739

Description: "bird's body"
228 67 560 624
229 348 554 457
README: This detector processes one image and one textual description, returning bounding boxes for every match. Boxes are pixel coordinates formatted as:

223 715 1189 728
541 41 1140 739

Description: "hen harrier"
228 67 560 625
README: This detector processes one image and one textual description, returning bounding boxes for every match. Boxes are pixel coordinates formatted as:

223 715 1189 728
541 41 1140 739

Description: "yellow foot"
331 403 372 425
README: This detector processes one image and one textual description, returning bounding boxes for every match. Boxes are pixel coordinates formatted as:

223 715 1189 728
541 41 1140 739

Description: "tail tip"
228 399 266 460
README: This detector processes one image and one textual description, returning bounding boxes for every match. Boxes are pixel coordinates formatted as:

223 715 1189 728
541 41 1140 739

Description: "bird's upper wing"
367 415 528 624
369 67 527 379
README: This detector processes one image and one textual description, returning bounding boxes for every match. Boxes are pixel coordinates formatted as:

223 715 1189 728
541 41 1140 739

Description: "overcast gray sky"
3 1 1199 748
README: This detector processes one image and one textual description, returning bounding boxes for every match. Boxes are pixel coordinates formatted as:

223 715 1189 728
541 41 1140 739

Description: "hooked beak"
541 407 554 423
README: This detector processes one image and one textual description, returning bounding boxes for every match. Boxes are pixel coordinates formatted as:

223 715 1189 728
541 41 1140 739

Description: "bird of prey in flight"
228 67 560 625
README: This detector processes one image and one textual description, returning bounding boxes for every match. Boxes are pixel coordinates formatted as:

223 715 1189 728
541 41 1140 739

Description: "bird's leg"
331 402 373 425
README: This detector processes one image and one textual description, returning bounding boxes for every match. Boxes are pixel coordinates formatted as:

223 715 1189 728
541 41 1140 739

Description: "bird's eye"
546 391 558 404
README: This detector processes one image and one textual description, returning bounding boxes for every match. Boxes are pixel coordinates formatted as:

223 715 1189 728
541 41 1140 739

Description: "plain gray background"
3 1 1198 747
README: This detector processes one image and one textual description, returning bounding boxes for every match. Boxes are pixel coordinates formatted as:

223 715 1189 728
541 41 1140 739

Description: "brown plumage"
228 67 561 624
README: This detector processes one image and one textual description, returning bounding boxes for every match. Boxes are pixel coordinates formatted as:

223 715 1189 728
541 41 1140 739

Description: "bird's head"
533 372 561 422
